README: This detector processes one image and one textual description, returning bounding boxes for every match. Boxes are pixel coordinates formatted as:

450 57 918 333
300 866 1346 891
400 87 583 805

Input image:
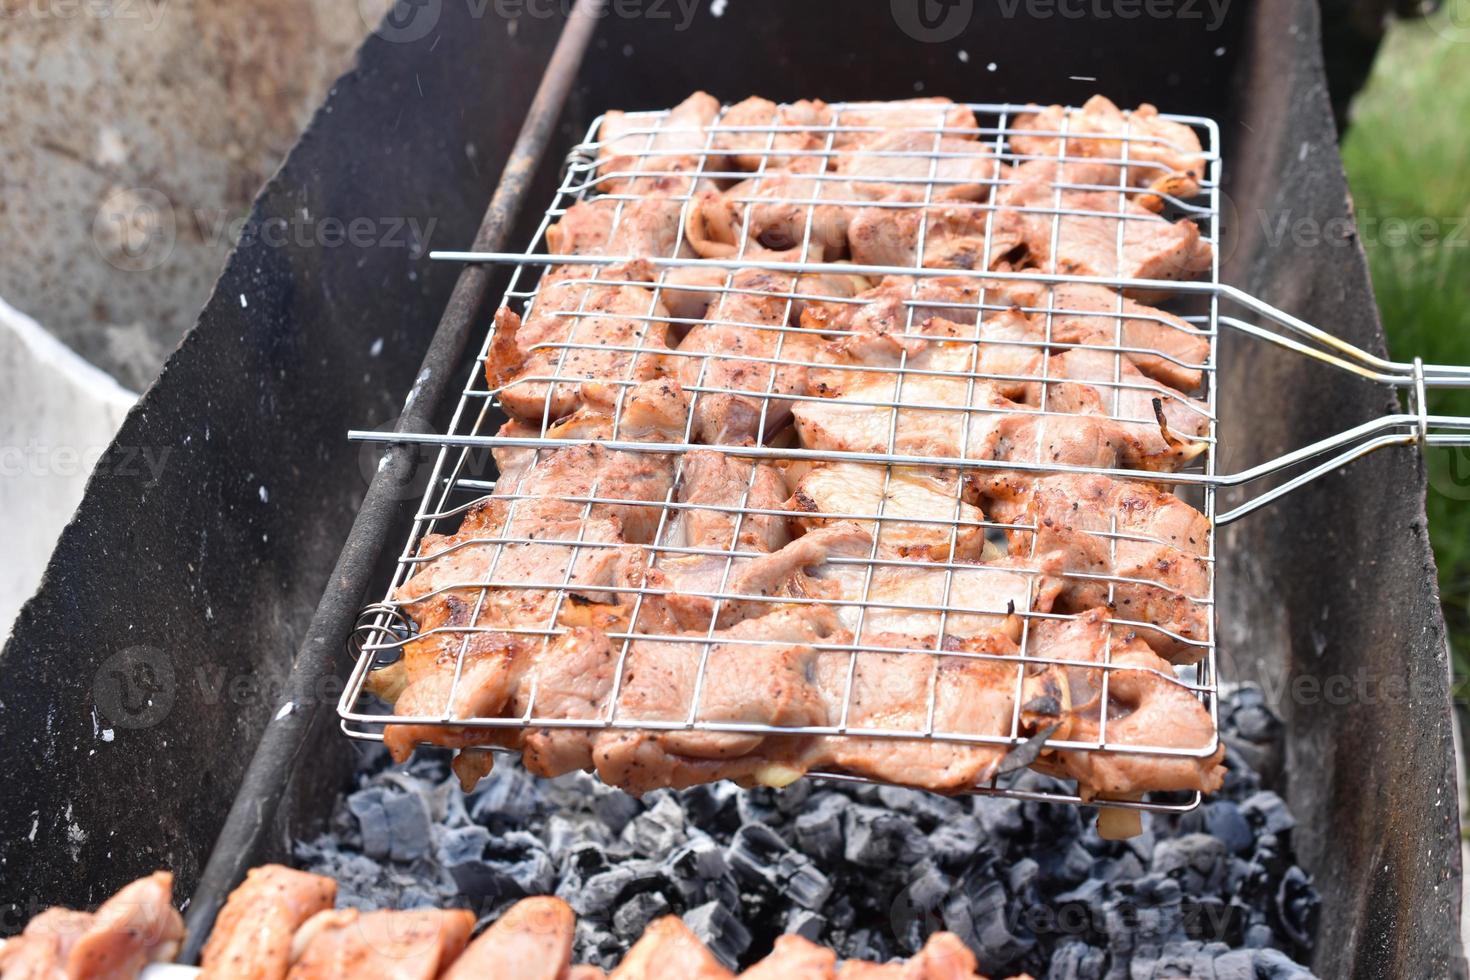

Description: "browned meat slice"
0 872 184 980
715 96 835 172
686 174 852 262
1029 282 1208 391
739 935 838 979
488 262 673 424
547 196 702 261
442 897 574 980
285 909 474 980
837 932 987 978
382 389 686 772
831 98 979 150
592 606 843 794
788 267 876 323
1021 610 1224 798
1000 161 1212 287
675 267 815 444
608 917 734 979
787 463 987 562
835 131 1006 202
665 450 791 555
1011 95 1206 198
1040 348 1210 455
199 865 336 980
701 521 1030 644
847 203 1025 270
597 91 723 195
994 474 1211 662
805 632 1019 793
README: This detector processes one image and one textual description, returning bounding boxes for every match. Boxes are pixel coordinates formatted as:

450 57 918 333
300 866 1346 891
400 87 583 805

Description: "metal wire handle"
357 250 1470 525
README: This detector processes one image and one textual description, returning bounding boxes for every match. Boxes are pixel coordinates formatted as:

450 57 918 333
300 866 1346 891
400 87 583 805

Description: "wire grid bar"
339 98 1224 811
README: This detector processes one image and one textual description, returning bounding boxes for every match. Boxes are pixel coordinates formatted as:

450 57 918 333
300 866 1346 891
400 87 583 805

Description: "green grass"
1340 9 1470 686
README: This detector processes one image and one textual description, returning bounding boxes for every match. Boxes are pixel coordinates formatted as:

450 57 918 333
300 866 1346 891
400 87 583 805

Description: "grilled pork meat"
199 865 336 980
592 606 842 794
675 267 816 444
286 909 473 980
1010 95 1206 199
787 463 988 561
0 872 184 980
991 473 1211 662
836 932 987 979
846 202 1026 270
488 261 674 425
686 174 852 262
739 935 839 979
715 96 834 173
836 130 1006 202
1000 160 1212 288
1021 610 1224 798
607 917 734 980
829 98 979 150
441 897 575 980
597 90 723 196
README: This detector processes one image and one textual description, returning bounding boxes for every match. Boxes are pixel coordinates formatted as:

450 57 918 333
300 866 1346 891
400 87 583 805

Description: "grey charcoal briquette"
298 686 1321 977
683 900 753 969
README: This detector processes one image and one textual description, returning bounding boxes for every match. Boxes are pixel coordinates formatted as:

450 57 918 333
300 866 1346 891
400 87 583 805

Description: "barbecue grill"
1 1 1462 977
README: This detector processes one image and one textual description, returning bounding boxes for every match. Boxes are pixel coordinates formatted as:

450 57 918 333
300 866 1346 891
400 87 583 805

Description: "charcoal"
974 796 1026 838
784 908 827 942
877 785 965 828
843 805 931 868
892 865 952 953
1152 834 1227 895
622 795 688 856
382 791 433 862
1045 940 1106 980
447 858 517 900
1204 801 1255 856
961 877 1035 970
301 686 1320 978
573 866 639 917
469 765 541 826
1275 866 1318 950
1242 791 1296 836
737 788 782 827
613 891 671 940
436 824 490 867
1244 922 1273 948
1037 841 1094 890
793 794 847 865
1212 947 1260 980
1254 947 1317 979
683 900 752 969
927 814 985 870
664 836 730 907
347 789 392 860
591 790 644 837
727 823 833 910
680 782 741 834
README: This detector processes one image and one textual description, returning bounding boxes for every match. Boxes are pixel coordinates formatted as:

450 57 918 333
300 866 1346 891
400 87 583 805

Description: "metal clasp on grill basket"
338 98 1470 816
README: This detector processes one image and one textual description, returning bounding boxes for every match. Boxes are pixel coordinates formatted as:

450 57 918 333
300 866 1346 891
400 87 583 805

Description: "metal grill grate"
338 97 1469 813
